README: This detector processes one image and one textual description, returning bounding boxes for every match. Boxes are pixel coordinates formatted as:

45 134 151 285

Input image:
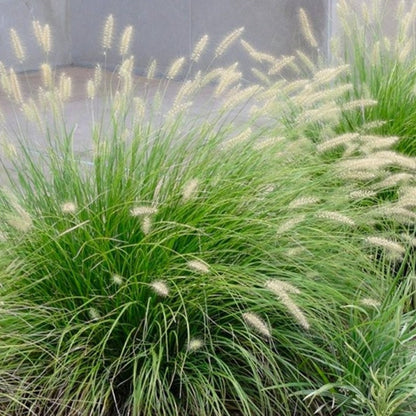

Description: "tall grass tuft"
0 15 415 416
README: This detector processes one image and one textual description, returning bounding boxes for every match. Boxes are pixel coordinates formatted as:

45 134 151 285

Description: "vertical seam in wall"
189 0 192 58
67 0 73 65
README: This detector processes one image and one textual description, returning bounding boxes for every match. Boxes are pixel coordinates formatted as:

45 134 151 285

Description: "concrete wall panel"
70 0 191 75
0 0 71 72
69 0 329 78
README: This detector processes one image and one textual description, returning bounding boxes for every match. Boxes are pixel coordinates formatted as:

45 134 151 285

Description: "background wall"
69 0 329 78
0 0 329 77
0 0 71 71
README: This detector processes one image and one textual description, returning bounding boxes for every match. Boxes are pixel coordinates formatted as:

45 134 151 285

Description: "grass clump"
0 13 415 416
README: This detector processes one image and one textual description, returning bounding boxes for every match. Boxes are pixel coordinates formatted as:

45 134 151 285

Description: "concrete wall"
0 0 330 77
0 0 71 72
69 0 329 78
9 0 413 79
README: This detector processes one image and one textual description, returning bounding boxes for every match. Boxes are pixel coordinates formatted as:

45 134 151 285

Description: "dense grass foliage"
329 0 416 155
0 8 415 415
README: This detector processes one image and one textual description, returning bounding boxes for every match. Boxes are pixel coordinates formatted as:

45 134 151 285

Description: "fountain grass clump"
0 14 415 416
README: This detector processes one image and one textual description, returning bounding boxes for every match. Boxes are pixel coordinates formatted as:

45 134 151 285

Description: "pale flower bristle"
223 85 261 111
286 246 306 257
130 206 158 216
112 274 124 285
9 68 23 103
141 216 152 235
102 14 114 50
288 196 320 208
150 280 169 297
365 236 406 259
265 279 300 295
348 190 377 200
10 28 26 62
372 151 416 170
312 65 350 85
33 21 43 47
360 298 381 308
86 79 95 100
242 312 272 338
215 27 244 58
40 63 53 88
360 135 400 152
58 73 72 101
191 34 209 63
88 307 100 321
317 133 360 153
33 21 51 54
338 170 383 181
119 56 135 77
360 120 387 131
119 25 134 56
371 173 413 190
182 178 199 203
293 84 353 107
315 211 356 227
166 57 186 80
276 215 306 235
268 55 296 76
253 136 285 151
187 338 204 352
7 212 32 232
146 59 157 79
299 8 318 48
94 64 102 87
61 201 77 214
187 259 210 274
240 39 276 64
297 103 341 125
133 96 146 122
342 99 378 111
400 233 416 247
214 63 242 96
251 68 271 85
337 157 392 172
295 50 316 72
42 24 51 54
372 206 416 225
221 127 252 150
265 279 310 330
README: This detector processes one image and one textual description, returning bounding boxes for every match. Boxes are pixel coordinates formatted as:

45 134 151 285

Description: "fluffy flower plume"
242 312 271 338
61 201 77 214
141 216 152 235
33 21 51 54
102 14 114 50
112 274 124 285
265 280 310 330
166 57 185 80
299 8 318 48
119 25 134 56
365 236 406 259
187 259 210 274
130 206 158 216
187 338 204 351
215 27 244 58
182 179 199 203
315 211 356 227
10 28 26 62
150 280 169 297
191 34 209 62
